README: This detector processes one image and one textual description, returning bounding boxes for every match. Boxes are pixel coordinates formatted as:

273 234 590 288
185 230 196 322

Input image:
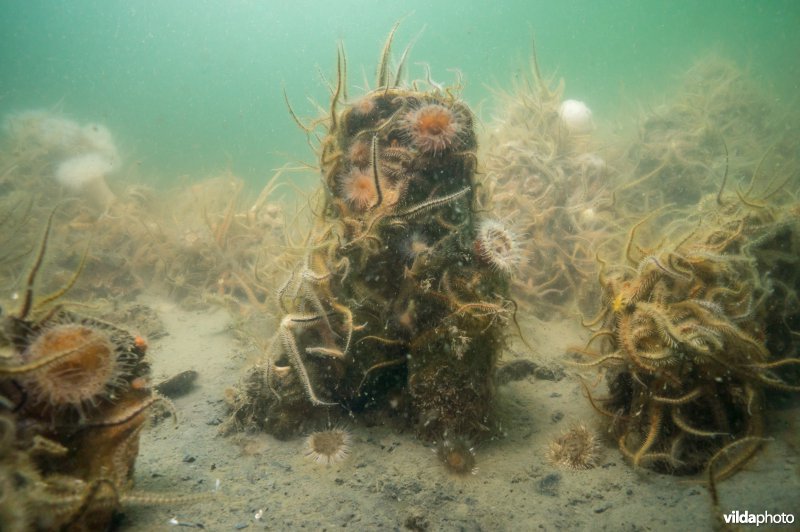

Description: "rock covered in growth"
225 30 512 447
571 197 800 480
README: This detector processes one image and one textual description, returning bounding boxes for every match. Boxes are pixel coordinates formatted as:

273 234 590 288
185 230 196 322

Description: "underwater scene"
1 1 799 530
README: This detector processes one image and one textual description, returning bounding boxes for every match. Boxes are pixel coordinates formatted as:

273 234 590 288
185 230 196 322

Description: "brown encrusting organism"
223 25 512 471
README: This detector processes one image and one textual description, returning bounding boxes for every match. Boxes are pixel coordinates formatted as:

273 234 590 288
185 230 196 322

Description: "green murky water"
2 0 798 188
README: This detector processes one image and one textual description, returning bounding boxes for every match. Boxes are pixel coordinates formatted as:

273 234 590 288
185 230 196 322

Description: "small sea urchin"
475 219 520 275
305 427 351 465
401 102 467 155
547 422 601 470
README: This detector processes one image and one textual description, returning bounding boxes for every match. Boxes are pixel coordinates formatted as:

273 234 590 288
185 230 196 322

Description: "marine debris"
223 27 512 469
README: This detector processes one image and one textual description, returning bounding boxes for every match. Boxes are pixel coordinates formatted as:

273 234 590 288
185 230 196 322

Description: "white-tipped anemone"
475 219 521 276
558 99 594 134
55 152 117 211
3 111 121 162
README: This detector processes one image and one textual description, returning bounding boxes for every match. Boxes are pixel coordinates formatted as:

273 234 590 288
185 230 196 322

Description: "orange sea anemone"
19 323 126 415
436 436 478 476
338 168 378 211
400 102 466 155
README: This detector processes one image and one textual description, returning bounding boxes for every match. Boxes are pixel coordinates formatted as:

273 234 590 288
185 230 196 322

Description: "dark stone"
155 370 199 398
494 359 538 385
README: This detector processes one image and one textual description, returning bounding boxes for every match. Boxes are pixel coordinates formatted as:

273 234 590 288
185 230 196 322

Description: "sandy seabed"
122 294 799 531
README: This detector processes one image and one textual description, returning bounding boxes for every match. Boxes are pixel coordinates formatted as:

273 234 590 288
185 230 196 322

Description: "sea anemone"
400 102 467 155
350 96 377 117
304 427 352 465
402 231 432 262
338 168 377 212
436 436 478 476
19 323 126 415
547 422 601 470
347 139 372 169
55 152 117 211
475 219 520 275
558 99 594 134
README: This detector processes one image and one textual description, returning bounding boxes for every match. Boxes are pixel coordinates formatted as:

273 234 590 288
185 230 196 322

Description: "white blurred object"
55 152 117 211
558 99 594 134
4 109 123 212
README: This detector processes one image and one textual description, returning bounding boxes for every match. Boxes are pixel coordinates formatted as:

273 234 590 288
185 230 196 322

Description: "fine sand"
124 293 799 531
